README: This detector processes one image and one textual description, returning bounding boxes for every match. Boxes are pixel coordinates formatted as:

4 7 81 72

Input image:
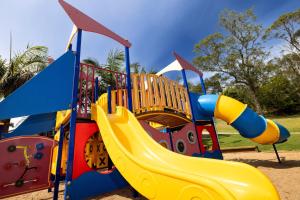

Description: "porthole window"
159 140 169 149
187 131 196 144
176 140 186 154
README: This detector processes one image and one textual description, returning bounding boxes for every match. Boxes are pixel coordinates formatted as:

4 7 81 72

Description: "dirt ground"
5 151 300 200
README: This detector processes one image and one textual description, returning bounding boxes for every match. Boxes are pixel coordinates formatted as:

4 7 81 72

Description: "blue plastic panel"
275 122 290 143
0 51 75 120
190 93 211 121
68 170 128 200
193 150 223 160
196 94 219 116
2 112 56 138
231 107 267 138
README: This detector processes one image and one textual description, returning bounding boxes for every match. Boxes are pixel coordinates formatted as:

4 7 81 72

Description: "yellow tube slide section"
92 104 280 200
215 95 280 144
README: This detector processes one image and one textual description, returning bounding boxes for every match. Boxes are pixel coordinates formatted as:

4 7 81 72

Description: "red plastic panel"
139 121 172 150
171 123 200 156
0 136 55 199
196 125 220 151
72 122 100 179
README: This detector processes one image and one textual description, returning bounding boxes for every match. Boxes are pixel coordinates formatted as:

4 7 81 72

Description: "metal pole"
125 47 133 111
53 125 65 200
181 69 202 153
64 29 82 200
273 144 282 163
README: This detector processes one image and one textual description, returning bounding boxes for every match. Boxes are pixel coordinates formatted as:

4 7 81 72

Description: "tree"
272 53 300 77
0 45 48 97
106 49 124 72
82 57 100 66
193 9 269 113
264 9 300 53
0 57 5 81
130 62 146 74
223 85 256 109
0 45 48 133
258 74 300 114
204 74 224 94
147 67 158 74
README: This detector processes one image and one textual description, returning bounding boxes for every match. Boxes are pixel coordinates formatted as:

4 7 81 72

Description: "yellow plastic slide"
92 105 280 200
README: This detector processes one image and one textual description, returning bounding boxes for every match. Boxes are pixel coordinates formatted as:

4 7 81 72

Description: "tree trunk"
248 86 263 114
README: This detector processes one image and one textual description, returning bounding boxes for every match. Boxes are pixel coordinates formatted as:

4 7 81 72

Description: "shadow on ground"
228 157 300 169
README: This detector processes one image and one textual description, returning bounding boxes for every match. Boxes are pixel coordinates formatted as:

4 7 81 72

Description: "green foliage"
264 8 300 53
194 8 300 115
130 62 146 74
106 49 125 72
0 56 5 81
223 85 256 109
0 45 48 97
259 74 300 114
204 74 223 94
194 8 268 113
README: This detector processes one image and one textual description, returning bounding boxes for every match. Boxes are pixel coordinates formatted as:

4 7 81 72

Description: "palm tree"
0 45 48 97
130 62 146 74
0 45 48 134
0 57 5 82
106 49 124 72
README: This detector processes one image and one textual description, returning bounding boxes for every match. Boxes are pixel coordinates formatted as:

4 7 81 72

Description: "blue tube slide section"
192 94 290 145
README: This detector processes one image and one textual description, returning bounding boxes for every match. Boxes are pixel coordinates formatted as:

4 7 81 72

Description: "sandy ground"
5 151 300 200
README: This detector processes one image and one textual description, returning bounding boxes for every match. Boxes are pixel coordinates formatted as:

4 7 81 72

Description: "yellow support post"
152 75 161 109
140 74 147 111
163 77 172 108
170 81 178 109
175 83 182 112
132 74 140 112
158 77 166 108
146 74 154 109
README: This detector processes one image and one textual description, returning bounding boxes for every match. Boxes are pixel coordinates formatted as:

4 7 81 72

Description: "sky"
0 0 299 80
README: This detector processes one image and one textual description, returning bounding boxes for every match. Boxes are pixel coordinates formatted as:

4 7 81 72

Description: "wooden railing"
131 74 191 118
94 73 192 120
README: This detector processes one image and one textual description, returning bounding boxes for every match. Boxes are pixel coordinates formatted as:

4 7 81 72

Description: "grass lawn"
215 134 300 151
210 115 300 151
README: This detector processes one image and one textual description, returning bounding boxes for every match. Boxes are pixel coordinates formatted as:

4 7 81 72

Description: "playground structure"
0 0 291 199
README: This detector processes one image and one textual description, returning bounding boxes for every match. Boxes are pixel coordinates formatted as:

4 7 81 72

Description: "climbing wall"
0 136 55 199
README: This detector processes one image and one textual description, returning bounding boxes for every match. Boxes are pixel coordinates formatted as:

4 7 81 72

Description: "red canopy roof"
59 0 131 48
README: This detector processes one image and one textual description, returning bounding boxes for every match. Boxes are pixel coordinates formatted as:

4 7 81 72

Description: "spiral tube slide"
197 95 290 145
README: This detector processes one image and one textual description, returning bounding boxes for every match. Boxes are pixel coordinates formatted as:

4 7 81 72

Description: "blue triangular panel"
2 112 56 138
0 51 75 120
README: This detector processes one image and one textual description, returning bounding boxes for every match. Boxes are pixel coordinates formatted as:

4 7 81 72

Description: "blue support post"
64 29 82 200
181 69 202 153
125 47 133 111
53 125 65 200
166 128 174 151
199 76 206 95
94 77 99 103
107 86 112 114
107 86 114 169
124 48 138 197
199 74 222 158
